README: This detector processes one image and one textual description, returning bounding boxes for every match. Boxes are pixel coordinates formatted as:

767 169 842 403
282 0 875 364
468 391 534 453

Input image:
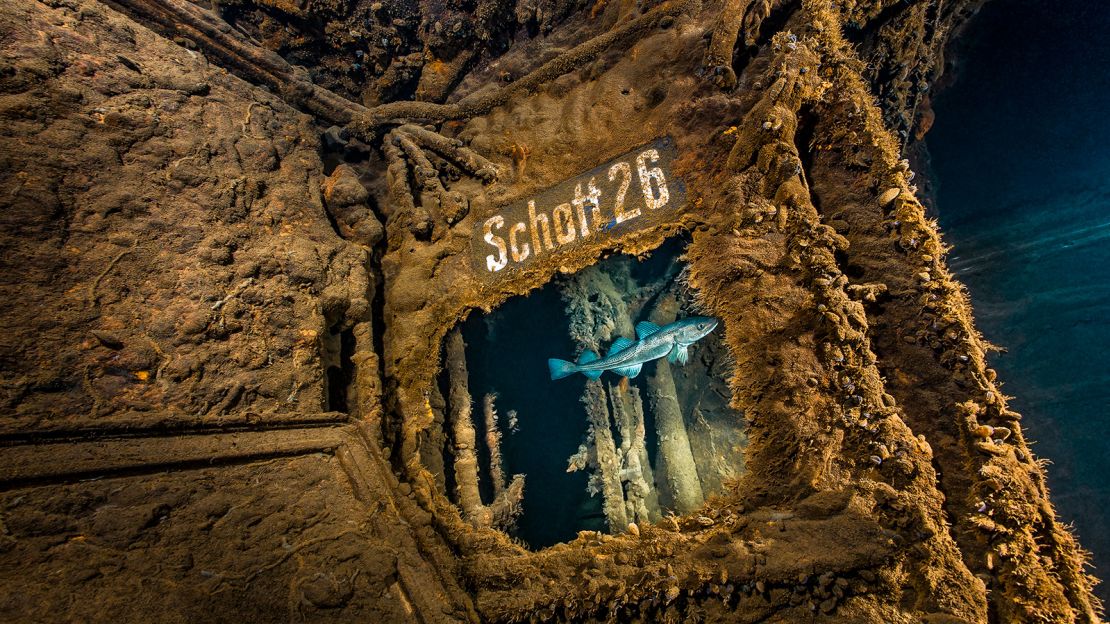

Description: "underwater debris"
549 242 743 536
645 289 705 514
566 443 590 473
483 393 506 497
347 0 694 137
582 381 630 532
561 262 636 351
445 328 524 529
380 124 497 238
878 187 901 206
610 382 661 523
323 164 383 248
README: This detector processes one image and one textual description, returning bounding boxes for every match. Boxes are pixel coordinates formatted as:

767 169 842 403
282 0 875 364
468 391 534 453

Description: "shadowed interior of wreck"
432 237 747 548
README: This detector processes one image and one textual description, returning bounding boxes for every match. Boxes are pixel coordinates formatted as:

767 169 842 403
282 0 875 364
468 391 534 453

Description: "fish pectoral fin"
608 337 634 357
635 321 662 339
667 344 689 365
613 364 642 378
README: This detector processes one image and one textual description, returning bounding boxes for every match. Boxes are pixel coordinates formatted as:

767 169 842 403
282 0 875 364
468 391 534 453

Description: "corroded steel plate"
472 136 687 277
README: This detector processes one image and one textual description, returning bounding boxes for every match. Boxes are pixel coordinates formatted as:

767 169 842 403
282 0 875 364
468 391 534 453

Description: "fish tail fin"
548 358 577 380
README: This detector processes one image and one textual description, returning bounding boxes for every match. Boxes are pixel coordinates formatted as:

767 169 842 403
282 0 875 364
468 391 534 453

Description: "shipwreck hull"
0 0 1100 622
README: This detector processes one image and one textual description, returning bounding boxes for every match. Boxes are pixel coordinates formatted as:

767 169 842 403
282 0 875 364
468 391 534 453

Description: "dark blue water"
926 0 1110 601
460 286 601 548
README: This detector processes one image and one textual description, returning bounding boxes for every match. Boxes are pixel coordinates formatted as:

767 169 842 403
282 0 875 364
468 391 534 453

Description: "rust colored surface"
0 0 1100 621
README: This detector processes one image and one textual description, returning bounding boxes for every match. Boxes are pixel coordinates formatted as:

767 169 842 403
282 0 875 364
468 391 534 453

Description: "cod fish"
548 316 719 380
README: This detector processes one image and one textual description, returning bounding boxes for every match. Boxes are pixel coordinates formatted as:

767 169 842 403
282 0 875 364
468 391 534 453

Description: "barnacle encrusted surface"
0 0 1101 622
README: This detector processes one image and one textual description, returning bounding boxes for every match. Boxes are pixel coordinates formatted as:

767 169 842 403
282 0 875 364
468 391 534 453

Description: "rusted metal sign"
475 137 686 276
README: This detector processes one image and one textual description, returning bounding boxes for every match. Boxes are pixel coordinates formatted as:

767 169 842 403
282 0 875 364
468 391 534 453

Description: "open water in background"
457 237 739 549
458 243 681 549
459 284 600 548
926 0 1110 602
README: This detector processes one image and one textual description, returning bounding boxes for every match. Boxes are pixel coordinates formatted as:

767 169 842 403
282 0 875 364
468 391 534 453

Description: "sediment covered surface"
0 0 1102 622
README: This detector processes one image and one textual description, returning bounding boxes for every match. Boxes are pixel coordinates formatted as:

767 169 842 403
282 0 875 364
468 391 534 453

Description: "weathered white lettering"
509 222 530 262
572 178 603 237
636 148 669 210
553 203 577 244
528 200 555 253
609 161 638 224
484 216 508 272
471 137 683 278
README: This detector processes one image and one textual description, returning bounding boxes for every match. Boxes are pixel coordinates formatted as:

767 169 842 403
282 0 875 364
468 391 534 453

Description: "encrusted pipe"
445 329 525 529
445 328 483 520
392 130 442 190
382 137 416 217
647 291 704 514
483 392 506 497
484 473 525 529
420 380 448 492
583 380 630 532
705 0 751 89
103 0 364 126
399 124 498 182
349 0 693 137
610 383 660 523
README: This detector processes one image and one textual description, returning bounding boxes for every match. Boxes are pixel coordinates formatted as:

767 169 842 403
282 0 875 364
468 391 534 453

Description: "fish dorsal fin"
635 322 661 339
608 337 634 357
667 344 689 366
577 350 599 365
613 364 643 378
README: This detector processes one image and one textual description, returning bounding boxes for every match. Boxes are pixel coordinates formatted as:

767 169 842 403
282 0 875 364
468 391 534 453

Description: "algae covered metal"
473 137 687 278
